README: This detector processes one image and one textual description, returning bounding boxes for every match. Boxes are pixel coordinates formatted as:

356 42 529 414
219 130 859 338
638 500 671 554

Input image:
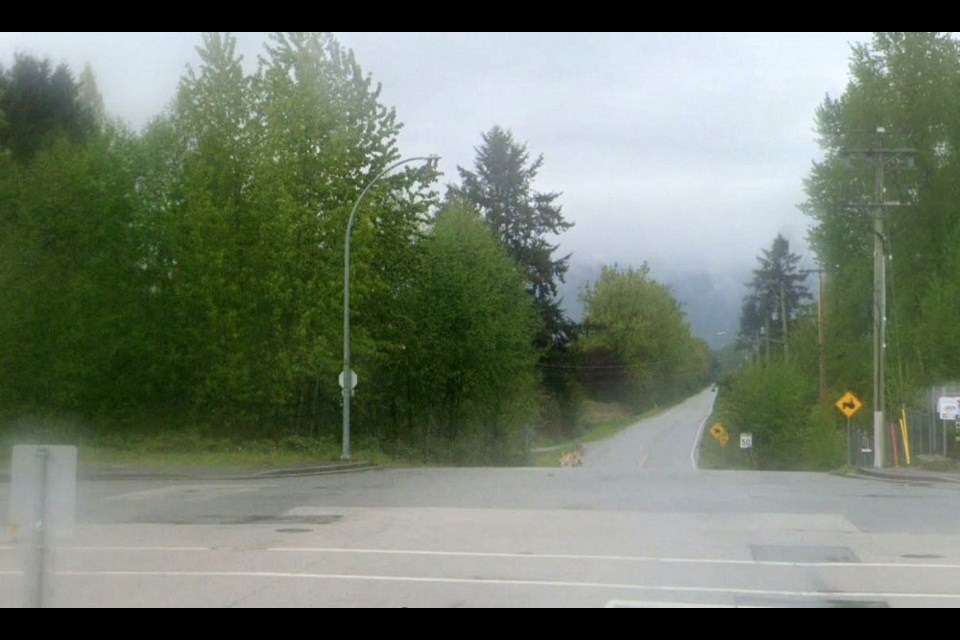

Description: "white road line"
5 544 958 570
690 415 708 470
3 544 959 571
637 455 649 469
45 569 960 600
0 546 210 552
605 599 758 608
265 547 960 570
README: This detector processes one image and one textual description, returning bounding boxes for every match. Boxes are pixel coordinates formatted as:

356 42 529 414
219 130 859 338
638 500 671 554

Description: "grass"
911 454 960 472
0 425 402 469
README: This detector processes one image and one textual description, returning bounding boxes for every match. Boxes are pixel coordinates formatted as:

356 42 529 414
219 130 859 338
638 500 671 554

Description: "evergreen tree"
449 126 573 347
0 54 96 163
741 234 811 348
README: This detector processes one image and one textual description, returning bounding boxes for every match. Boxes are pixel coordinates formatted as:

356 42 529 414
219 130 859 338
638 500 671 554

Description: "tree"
578 263 711 409
128 32 439 433
803 32 960 403
399 203 539 462
740 234 811 351
449 126 573 348
0 54 96 163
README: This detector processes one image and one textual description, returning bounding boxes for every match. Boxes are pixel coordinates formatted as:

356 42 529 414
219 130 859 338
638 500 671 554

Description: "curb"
851 467 960 485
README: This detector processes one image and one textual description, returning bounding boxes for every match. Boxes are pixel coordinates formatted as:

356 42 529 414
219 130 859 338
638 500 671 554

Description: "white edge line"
0 546 210 552
264 547 960 570
40 570 960 599
4 545 959 570
691 415 708 470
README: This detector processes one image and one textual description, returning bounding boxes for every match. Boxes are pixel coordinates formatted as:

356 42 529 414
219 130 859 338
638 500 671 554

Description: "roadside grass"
911 454 960 472
697 429 754 470
0 423 400 469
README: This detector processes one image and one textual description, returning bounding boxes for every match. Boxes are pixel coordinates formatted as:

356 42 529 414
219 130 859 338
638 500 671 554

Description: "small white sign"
740 433 753 449
339 369 358 390
937 397 960 420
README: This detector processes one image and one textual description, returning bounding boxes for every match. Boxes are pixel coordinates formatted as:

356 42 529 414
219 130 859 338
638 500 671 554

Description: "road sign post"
835 392 863 467
10 445 77 608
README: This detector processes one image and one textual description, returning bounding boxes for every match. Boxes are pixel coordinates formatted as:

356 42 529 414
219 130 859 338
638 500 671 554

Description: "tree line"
720 32 960 470
0 33 712 462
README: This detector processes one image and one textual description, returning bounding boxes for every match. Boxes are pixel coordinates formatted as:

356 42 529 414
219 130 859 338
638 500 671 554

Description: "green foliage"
397 204 540 463
0 54 97 163
0 33 441 444
715 360 813 469
739 234 811 350
577 263 711 410
804 32 960 411
449 125 573 348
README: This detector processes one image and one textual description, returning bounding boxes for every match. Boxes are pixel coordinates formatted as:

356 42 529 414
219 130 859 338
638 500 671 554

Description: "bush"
716 359 816 469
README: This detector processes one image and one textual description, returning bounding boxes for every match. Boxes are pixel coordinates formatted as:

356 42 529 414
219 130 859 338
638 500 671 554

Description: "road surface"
3 387 960 607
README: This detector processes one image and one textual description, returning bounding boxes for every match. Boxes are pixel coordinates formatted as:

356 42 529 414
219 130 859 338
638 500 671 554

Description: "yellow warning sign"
709 423 729 446
835 391 863 418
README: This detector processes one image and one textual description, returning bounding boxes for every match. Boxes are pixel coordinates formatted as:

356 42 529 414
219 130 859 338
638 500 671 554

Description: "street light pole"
342 156 439 460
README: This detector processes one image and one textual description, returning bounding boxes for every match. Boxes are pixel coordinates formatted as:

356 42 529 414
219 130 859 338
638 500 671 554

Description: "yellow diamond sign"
709 423 729 445
835 391 863 418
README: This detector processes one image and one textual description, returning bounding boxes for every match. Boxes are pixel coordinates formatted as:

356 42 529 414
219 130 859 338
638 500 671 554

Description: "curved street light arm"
342 155 439 460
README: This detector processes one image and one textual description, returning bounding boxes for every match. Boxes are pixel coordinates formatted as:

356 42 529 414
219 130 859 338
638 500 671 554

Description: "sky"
0 32 874 342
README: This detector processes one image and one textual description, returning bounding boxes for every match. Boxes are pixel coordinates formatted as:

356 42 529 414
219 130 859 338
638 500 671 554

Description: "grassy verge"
0 426 402 469
911 454 960 472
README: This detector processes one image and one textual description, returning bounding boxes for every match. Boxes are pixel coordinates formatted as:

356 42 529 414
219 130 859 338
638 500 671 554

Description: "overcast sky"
0 32 873 332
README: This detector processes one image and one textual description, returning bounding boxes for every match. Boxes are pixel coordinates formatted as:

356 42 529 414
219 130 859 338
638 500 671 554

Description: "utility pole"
802 268 828 409
841 128 914 468
872 139 885 470
779 277 788 360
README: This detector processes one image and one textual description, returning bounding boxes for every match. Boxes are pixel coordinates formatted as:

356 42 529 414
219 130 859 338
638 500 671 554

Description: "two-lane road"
3 388 960 607
583 388 714 473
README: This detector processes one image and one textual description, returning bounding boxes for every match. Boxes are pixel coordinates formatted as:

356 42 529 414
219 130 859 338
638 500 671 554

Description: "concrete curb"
851 466 960 485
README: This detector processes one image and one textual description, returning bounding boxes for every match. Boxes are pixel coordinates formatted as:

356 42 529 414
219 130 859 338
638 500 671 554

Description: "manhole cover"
901 553 943 559
276 528 313 533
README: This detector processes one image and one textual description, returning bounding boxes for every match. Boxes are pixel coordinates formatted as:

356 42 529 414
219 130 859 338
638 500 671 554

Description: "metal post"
944 387 948 456
33 448 49 609
342 156 439 460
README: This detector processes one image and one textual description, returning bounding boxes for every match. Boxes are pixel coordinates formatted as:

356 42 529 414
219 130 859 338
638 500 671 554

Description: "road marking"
44 569 960 600
265 547 960 569
637 454 649 469
605 599 757 608
690 415 708 470
0 546 211 552
5 544 958 570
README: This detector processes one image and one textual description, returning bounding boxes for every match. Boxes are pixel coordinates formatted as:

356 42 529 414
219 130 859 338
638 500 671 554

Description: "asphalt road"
3 387 960 607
